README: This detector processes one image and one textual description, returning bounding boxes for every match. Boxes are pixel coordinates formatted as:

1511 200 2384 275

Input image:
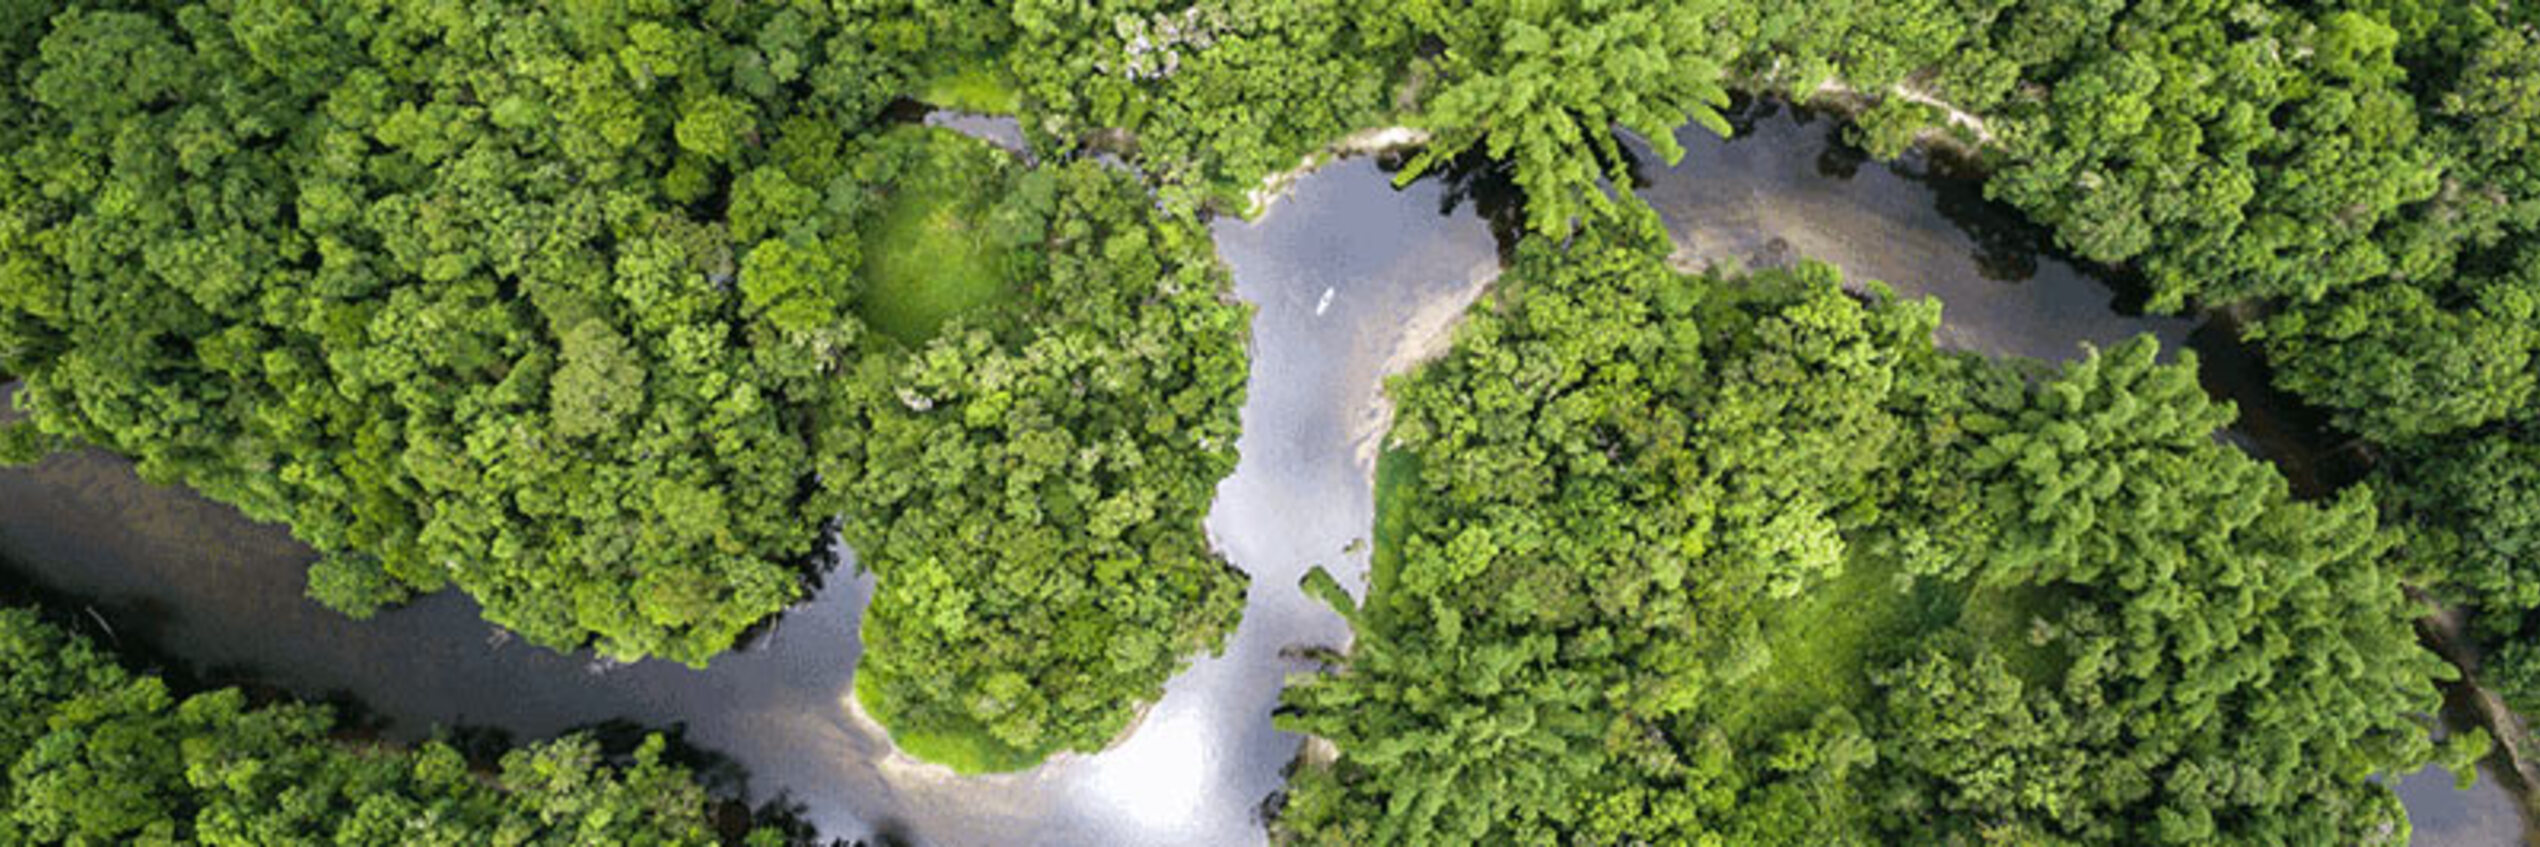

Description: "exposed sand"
1243 126 1433 218
1350 261 1497 483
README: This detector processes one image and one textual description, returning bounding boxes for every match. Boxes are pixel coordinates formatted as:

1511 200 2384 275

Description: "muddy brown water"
0 103 2516 845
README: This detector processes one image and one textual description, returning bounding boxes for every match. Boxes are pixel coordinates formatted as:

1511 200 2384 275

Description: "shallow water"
0 104 2516 845
2404 764 2533 847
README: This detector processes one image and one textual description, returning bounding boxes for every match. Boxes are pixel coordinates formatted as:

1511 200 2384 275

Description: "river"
1622 98 2525 846
0 103 2520 845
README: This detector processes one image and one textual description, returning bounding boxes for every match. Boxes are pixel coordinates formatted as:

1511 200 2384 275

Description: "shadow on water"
1625 97 2516 841
1626 95 2377 497
1383 148 1527 260
0 99 2504 845
0 383 903 841
0 142 1510 847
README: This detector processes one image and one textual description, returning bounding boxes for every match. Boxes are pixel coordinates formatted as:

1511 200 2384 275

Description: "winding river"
0 103 2521 845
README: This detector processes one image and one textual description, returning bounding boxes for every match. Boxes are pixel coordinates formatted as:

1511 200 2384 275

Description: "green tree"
1391 0 1733 237
1280 231 2441 845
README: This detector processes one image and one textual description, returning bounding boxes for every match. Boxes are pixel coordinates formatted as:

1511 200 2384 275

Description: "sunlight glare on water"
1076 698 1215 833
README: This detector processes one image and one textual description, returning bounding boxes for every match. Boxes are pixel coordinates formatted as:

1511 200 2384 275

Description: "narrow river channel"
0 103 2520 845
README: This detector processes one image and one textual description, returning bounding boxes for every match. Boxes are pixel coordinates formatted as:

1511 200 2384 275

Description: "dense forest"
1702 0 2540 739
0 0 1254 771
1277 221 2469 844
4 0 2540 837
0 603 771 844
827 131 1251 772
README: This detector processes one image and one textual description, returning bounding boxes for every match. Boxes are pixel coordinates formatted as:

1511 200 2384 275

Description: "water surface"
0 154 1501 846
1631 100 2522 844
0 104 2513 845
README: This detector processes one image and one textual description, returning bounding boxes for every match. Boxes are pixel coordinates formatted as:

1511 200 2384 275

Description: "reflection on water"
1628 99 2199 364
1632 97 2524 845
1633 98 2373 496
0 154 1502 847
2403 763 2533 846
1180 156 1501 840
0 425 913 837
922 111 1029 158
0 101 2514 845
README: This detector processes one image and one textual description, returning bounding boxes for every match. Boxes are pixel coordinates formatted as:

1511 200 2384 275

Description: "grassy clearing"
853 672 1048 775
1365 447 1421 626
1953 581 2074 687
1722 552 2075 738
916 63 1022 115
1720 554 1949 737
857 129 1016 346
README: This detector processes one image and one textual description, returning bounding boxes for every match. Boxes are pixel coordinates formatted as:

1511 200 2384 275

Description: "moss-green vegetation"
857 130 1018 346
916 63 1023 115
853 673 1042 775
5 0 2534 817
1000 2 1408 211
829 155 1251 771
1720 555 1930 738
1364 447 1420 622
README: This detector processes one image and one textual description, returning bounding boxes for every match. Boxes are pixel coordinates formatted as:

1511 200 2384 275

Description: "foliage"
1873 338 2441 844
2485 639 2540 720
2256 247 2539 444
0 605 758 845
1002 0 1408 211
0 0 898 665
854 129 1018 345
0 1 1261 775
5 0 2526 802
826 154 1250 771
1689 2 2540 455
1391 0 1733 238
1284 225 1933 844
915 64 1023 116
2386 435 2540 618
1277 229 2443 845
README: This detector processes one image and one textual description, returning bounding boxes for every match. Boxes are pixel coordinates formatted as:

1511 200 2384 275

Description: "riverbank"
1242 125 1433 218
1306 99 2529 839
2420 595 2540 805
5 96 2521 843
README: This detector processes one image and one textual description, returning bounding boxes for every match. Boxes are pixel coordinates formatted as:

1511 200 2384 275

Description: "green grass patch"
857 129 1018 346
916 63 1022 115
1720 554 2078 739
1720 555 1951 737
1953 581 2075 688
854 671 1050 775
1365 446 1421 626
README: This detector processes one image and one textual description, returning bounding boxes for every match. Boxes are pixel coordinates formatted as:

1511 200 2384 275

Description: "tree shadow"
1384 148 1528 261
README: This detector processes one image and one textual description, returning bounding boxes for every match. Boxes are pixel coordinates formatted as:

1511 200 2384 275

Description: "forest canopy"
1670 0 2540 728
822 131 1251 772
0 0 1255 773
4 0 2538 803
1277 224 2459 845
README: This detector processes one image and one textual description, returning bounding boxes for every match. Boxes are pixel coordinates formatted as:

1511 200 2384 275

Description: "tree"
1390 0 1734 237
1878 338 2443 844
827 149 1252 772
1280 229 2443 845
